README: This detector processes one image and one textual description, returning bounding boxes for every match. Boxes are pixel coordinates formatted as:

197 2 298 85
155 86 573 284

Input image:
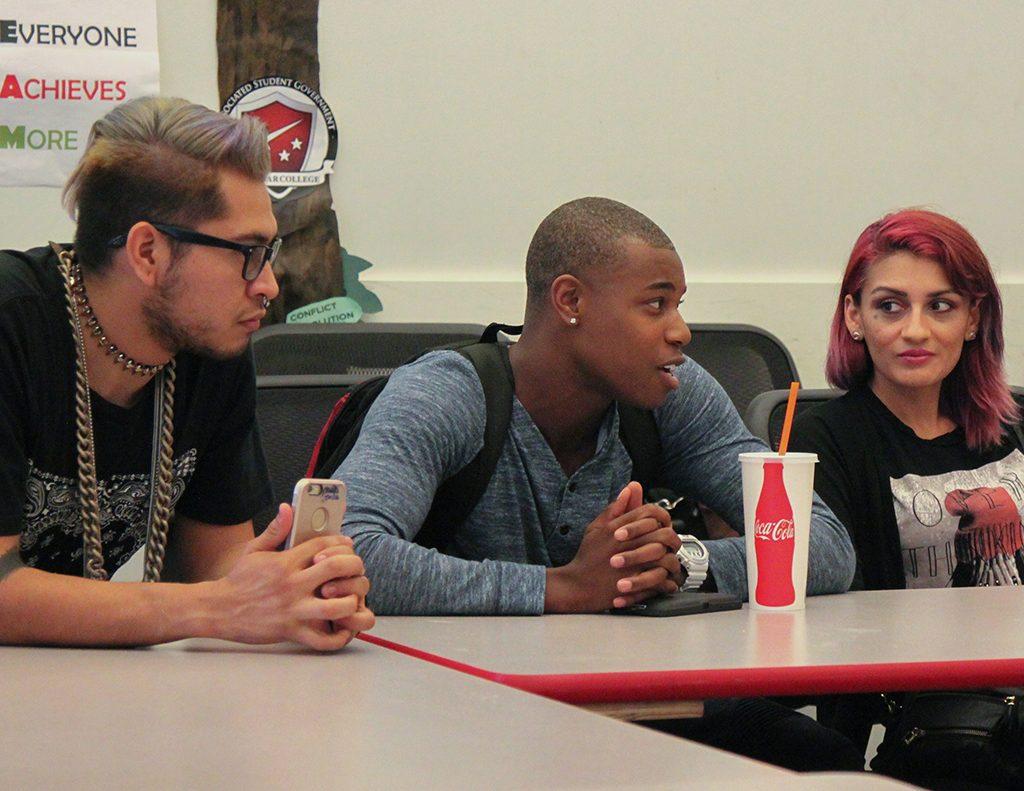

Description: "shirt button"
567 482 577 493
559 524 571 535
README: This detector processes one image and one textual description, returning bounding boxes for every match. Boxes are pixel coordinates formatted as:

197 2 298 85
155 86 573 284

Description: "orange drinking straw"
776 381 801 456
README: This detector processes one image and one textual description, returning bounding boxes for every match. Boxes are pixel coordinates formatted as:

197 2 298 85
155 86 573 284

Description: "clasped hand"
557 481 682 611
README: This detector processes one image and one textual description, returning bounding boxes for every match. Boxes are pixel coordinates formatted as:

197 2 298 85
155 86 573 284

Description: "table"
361 587 1024 717
0 636 913 789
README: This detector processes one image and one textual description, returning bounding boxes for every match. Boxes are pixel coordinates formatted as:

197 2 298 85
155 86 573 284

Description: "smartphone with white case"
285 478 347 550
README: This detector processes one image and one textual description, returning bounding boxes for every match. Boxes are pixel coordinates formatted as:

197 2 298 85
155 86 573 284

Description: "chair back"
744 388 843 449
749 386 1024 451
253 374 353 531
251 322 799 524
252 322 487 377
685 324 799 417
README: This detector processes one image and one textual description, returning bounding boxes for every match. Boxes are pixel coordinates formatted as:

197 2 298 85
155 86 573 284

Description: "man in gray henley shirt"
338 204 854 617
336 197 861 773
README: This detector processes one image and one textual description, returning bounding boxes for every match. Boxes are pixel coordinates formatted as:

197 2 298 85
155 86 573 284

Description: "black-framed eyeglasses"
107 222 282 282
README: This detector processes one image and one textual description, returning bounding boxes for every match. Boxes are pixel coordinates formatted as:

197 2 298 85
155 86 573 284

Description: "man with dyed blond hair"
0 96 373 649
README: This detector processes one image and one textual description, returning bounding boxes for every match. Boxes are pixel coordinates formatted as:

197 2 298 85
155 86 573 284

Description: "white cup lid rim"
738 451 818 462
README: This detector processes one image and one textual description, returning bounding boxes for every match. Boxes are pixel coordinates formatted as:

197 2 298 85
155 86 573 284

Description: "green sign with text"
286 296 364 324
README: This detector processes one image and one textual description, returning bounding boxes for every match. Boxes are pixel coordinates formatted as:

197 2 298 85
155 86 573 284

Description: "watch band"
676 534 709 591
680 565 707 591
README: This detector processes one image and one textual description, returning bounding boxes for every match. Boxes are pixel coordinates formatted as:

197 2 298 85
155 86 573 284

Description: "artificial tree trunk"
217 0 345 324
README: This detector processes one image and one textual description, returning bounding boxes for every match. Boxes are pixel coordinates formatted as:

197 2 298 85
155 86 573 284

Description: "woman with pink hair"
791 208 1024 787
794 208 1021 590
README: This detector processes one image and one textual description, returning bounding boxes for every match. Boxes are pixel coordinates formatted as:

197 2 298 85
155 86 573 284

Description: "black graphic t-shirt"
790 385 1024 591
0 245 273 577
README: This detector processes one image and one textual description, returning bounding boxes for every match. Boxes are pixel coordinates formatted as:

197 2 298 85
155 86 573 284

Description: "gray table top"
0 637 918 789
0 638 762 789
364 587 1024 701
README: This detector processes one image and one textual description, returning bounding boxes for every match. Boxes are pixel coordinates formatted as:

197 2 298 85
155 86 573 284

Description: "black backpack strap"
416 341 516 550
311 376 391 480
617 403 662 493
480 322 523 344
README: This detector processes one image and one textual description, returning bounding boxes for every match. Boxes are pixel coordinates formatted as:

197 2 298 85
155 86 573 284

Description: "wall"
4 1 1022 387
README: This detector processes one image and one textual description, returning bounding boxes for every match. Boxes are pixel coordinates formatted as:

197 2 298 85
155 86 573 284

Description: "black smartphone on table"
609 591 741 617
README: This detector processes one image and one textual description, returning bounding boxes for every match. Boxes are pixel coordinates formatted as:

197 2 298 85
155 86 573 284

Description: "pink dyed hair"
825 209 1018 449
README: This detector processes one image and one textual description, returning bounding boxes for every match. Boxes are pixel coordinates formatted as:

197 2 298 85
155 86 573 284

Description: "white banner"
0 0 159 186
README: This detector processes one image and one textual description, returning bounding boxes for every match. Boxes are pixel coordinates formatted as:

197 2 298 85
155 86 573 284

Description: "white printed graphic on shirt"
890 449 1024 589
19 450 197 572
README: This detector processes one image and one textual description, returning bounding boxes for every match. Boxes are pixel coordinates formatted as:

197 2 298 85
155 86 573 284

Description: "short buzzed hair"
524 197 675 315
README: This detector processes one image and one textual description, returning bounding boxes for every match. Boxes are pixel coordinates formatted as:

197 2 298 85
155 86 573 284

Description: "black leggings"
641 696 865 772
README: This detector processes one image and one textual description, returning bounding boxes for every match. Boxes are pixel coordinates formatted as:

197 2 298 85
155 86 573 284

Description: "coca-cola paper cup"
739 452 818 610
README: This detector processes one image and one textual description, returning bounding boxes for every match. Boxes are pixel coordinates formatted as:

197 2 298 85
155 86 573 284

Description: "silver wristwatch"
676 534 709 591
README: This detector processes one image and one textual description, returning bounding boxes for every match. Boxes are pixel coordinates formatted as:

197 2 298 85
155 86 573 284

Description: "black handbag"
871 689 1023 788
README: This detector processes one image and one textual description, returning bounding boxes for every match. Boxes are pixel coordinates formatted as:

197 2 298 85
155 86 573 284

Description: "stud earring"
851 330 862 341
569 317 578 326
966 331 976 341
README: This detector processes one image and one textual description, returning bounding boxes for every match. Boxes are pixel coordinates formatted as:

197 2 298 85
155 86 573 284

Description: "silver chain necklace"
53 243 176 582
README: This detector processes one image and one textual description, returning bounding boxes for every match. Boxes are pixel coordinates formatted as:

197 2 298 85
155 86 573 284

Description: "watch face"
679 538 708 561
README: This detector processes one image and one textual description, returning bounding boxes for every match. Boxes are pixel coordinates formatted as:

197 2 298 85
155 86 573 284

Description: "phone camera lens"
311 507 328 532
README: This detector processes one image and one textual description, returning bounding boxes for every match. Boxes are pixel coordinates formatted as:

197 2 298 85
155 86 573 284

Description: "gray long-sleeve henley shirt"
338 350 855 614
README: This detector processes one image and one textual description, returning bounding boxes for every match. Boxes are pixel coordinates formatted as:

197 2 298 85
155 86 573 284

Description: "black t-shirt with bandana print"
790 385 1024 591
0 245 272 577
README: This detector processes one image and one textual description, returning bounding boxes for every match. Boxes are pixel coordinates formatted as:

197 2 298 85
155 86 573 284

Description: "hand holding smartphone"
284 478 347 550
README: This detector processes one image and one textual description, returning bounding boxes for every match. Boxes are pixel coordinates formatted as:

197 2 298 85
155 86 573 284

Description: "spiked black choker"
68 258 168 377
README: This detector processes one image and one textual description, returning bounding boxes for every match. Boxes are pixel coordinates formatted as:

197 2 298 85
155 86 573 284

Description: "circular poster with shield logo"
222 76 338 200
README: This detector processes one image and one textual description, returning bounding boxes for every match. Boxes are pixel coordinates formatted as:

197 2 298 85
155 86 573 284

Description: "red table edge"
358 633 1024 704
